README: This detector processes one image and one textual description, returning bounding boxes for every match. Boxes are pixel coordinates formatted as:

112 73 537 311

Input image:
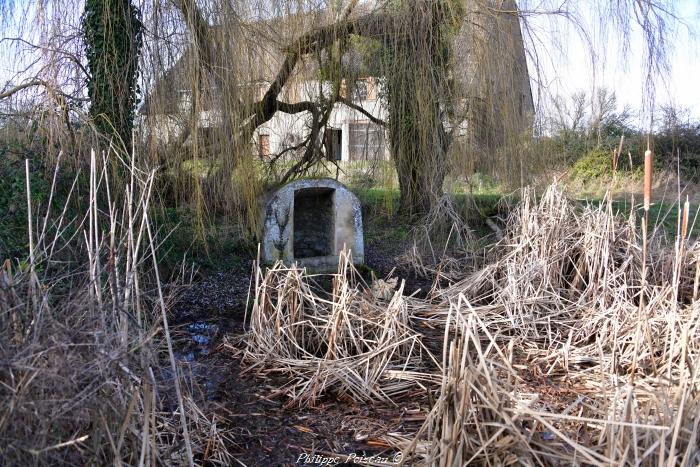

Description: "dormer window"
350 78 377 102
178 90 192 113
352 80 368 101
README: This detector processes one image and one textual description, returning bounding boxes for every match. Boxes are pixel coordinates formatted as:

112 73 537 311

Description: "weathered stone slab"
262 178 364 270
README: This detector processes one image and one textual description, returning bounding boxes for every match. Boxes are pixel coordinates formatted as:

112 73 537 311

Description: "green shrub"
569 148 613 182
0 153 50 261
655 123 700 182
349 168 378 190
153 206 250 274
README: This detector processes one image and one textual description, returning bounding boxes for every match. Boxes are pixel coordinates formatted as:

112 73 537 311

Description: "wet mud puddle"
173 320 226 400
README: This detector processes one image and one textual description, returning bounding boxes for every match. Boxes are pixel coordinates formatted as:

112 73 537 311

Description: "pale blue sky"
524 0 700 127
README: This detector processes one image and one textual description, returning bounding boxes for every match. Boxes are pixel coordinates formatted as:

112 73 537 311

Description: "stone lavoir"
262 179 364 270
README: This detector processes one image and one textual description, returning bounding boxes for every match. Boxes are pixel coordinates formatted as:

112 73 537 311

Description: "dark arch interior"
293 187 335 258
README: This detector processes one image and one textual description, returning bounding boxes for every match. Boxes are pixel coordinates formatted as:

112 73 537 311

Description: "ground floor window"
324 128 342 161
258 134 270 158
348 122 384 161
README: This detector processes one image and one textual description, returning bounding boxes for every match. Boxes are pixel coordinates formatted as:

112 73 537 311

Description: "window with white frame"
353 78 378 102
348 122 384 161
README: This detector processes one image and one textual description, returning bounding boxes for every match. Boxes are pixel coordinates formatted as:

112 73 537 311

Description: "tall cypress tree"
82 0 142 154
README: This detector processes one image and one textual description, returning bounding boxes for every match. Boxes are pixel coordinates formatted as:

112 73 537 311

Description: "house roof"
140 7 368 115
141 0 534 136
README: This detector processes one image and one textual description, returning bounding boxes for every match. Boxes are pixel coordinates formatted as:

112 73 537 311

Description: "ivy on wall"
82 0 142 154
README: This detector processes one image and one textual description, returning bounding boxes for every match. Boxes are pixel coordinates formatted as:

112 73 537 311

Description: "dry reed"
244 250 439 406
245 184 700 466
0 153 232 465
399 194 480 284
414 185 700 465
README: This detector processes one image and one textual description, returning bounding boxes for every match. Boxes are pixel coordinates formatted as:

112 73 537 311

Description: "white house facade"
139 0 534 163
252 78 389 163
141 76 390 163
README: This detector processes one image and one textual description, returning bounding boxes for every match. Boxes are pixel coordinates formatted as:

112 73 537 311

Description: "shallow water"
171 321 224 400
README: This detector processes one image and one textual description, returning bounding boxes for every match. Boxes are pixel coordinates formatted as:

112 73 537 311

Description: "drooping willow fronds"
0 0 681 227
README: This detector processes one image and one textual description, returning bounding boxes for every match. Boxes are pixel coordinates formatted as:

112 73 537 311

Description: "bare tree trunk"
386 0 453 214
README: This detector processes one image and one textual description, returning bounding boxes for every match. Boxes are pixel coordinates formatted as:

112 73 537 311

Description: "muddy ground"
167 216 432 466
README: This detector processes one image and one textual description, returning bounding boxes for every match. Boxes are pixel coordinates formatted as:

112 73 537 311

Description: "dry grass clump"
435 185 660 339
0 154 230 466
402 307 582 466
153 396 239 466
403 186 700 465
400 193 479 283
401 299 700 466
244 250 438 406
246 183 699 465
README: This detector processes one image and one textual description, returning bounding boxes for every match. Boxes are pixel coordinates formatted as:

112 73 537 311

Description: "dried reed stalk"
246 184 700 466
644 148 653 211
245 250 439 406
410 186 699 466
399 194 480 284
0 153 230 465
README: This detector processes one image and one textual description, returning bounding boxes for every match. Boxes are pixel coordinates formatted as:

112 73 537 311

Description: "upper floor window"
178 90 192 113
351 78 377 102
258 134 270 158
177 88 214 112
283 82 300 103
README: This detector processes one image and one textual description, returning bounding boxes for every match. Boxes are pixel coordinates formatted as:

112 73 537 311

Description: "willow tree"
82 0 143 153
160 0 675 221
382 1 459 213
171 0 466 214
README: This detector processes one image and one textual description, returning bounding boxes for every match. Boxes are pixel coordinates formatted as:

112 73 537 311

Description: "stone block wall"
262 179 364 270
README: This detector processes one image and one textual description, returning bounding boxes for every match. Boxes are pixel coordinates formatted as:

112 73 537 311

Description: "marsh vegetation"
1 0 699 465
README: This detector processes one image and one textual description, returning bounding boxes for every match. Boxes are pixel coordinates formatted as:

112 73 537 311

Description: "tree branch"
1 78 88 102
0 36 91 79
336 96 385 126
173 0 220 79
0 80 46 99
172 0 400 168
